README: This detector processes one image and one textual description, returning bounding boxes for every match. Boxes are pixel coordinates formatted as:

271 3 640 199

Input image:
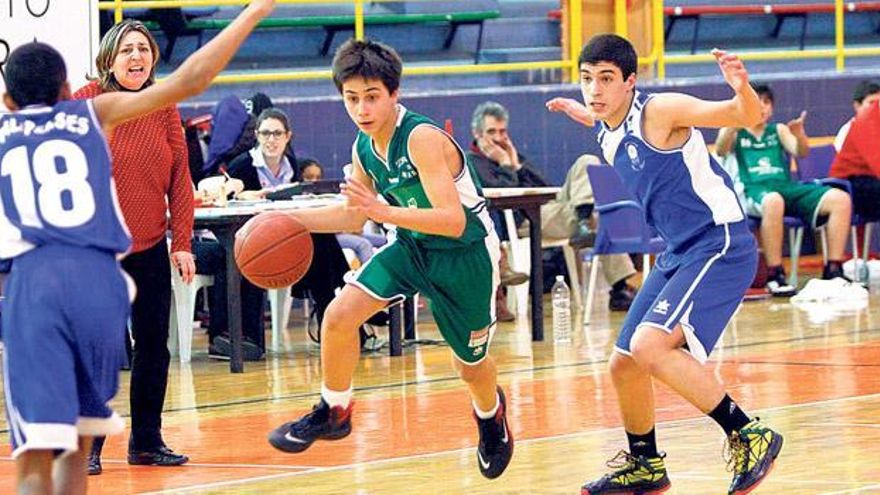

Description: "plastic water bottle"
552 275 572 343
858 260 870 284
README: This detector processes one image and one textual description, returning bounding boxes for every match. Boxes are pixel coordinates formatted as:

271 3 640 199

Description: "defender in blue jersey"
547 35 783 495
0 2 275 491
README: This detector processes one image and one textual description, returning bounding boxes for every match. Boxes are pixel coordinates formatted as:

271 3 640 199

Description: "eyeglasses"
257 130 287 139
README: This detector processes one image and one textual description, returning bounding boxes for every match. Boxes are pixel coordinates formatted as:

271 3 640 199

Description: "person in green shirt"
266 38 513 480
716 82 852 296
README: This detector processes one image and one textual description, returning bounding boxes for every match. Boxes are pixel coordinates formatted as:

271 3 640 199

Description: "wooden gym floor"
1 265 879 494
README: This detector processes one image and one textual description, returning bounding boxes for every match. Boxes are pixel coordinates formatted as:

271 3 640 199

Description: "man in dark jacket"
467 101 637 312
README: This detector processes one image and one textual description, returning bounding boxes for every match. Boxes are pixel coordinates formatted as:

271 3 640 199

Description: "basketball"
234 211 313 289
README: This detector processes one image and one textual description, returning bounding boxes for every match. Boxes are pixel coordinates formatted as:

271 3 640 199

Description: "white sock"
321 384 353 409
473 392 500 419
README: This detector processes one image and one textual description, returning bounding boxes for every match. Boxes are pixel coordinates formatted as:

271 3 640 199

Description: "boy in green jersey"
716 82 852 295
267 38 513 479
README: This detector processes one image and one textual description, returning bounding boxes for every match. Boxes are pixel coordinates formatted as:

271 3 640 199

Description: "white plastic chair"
266 247 359 351
168 264 214 363
502 209 581 315
268 287 293 352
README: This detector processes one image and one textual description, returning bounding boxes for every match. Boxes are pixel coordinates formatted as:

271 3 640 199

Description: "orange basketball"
234 211 313 289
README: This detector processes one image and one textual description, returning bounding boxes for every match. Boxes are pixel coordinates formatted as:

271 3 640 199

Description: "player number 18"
0 140 97 228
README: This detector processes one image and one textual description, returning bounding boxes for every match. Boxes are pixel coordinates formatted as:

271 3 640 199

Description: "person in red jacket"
73 19 194 474
833 80 880 151
831 98 880 219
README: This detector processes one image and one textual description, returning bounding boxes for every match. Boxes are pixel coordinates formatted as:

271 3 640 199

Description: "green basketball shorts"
349 234 501 364
744 180 832 228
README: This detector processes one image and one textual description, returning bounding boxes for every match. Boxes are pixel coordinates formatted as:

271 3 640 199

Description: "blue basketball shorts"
2 245 132 458
616 222 757 363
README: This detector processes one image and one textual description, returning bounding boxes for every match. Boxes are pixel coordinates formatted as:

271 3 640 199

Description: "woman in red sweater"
74 19 193 474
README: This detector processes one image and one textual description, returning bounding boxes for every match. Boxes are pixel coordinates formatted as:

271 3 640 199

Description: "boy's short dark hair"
331 38 402 94
6 42 67 107
852 80 880 103
751 82 773 103
578 34 637 81
298 157 323 171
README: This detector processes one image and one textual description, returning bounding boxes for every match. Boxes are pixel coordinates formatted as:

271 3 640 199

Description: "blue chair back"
587 165 666 255
796 144 836 182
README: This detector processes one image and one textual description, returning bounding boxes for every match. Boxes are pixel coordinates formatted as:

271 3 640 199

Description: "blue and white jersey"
597 90 744 252
0 100 131 258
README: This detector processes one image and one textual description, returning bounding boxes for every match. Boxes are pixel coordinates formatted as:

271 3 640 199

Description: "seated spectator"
299 158 387 265
223 107 352 339
192 236 266 361
716 82 852 295
468 101 637 312
831 85 880 220
229 108 297 198
203 92 280 179
834 80 880 152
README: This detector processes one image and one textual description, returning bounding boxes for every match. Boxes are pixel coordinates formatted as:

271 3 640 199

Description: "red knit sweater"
73 81 193 253
831 100 880 179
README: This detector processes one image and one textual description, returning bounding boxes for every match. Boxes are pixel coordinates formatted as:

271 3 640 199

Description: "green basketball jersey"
734 124 791 186
354 105 494 249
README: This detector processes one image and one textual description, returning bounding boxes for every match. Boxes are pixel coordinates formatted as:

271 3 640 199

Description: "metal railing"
659 0 880 74
96 0 879 85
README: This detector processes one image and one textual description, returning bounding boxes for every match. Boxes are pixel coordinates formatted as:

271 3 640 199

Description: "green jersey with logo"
734 124 791 186
354 105 493 249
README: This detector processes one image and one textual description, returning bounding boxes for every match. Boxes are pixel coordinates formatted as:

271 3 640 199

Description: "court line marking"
822 483 880 495
2 331 874 436
140 392 880 494
662 474 876 487
0 457 323 470
72 330 880 419
799 422 880 429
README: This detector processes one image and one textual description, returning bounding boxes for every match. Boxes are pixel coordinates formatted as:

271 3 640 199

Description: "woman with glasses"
200 107 353 352
194 107 299 359
229 108 299 198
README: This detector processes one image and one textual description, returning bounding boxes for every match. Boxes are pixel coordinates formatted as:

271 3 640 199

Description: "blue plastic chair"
583 165 666 324
796 144 837 182
796 143 868 282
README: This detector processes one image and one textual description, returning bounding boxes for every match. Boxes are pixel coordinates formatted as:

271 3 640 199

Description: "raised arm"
648 50 762 132
778 112 810 158
344 127 466 238
92 0 275 132
545 97 596 127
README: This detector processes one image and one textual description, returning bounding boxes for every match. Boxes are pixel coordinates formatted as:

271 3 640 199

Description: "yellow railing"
97 0 880 85
652 0 880 77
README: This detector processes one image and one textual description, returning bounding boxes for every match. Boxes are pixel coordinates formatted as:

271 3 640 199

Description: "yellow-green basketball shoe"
726 419 783 494
581 451 671 494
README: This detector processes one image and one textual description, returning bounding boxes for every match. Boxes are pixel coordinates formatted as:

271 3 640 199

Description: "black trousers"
848 175 880 219
193 238 266 348
193 233 347 347
122 238 172 450
293 233 349 324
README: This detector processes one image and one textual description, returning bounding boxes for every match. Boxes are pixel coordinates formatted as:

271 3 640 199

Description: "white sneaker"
766 278 797 297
